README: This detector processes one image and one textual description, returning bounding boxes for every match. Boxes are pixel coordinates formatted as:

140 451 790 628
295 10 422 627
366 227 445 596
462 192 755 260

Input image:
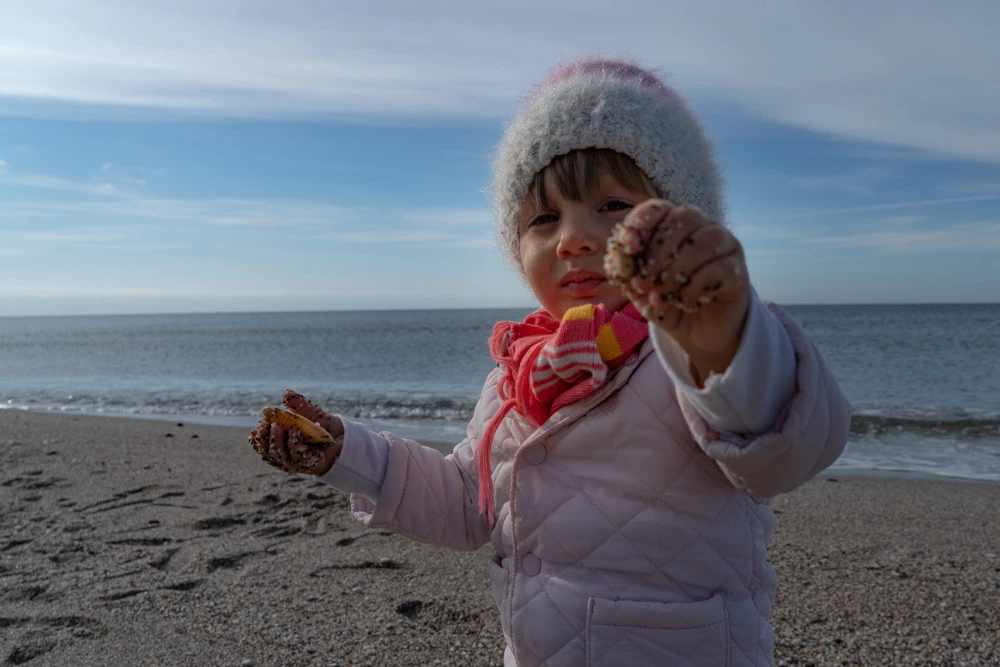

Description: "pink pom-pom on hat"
534 58 679 101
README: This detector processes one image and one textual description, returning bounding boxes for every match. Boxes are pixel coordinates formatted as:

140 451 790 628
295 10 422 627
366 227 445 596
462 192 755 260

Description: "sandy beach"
2 410 998 666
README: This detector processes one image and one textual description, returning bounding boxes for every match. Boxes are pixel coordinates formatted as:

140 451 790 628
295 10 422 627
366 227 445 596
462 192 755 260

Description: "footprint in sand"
1 615 108 664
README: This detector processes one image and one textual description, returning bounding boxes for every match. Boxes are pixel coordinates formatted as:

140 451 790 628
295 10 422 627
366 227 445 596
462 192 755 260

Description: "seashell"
261 407 335 444
604 245 637 285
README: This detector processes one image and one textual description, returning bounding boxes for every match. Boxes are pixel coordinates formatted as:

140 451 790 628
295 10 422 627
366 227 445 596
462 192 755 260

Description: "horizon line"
1 301 998 320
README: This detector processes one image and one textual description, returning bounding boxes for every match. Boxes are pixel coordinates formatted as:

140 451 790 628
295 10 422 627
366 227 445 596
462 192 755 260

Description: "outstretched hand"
248 390 344 476
605 200 751 385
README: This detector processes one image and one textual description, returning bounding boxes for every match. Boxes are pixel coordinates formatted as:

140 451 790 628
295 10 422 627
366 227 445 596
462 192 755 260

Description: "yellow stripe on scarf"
562 304 595 321
595 323 622 361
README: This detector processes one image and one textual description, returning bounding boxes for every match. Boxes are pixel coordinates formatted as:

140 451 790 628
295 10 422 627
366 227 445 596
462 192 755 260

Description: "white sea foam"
831 432 1000 482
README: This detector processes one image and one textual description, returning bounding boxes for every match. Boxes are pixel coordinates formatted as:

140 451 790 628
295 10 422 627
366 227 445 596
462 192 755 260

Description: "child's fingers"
611 203 748 324
250 417 325 474
606 200 673 265
249 418 273 458
269 423 311 472
673 254 747 312
271 425 330 475
623 198 673 234
288 438 326 474
267 422 292 470
645 207 715 270
282 389 342 436
646 224 739 295
617 206 712 293
620 201 685 256
642 296 682 327
285 427 308 467
627 274 655 294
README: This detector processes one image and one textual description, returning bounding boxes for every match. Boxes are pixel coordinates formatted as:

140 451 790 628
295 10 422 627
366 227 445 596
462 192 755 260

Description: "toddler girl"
250 58 850 666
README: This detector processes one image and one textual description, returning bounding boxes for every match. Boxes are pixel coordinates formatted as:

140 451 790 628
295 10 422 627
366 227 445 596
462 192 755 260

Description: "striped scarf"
476 303 648 521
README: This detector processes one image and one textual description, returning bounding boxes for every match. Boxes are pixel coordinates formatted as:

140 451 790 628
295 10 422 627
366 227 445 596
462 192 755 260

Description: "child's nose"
556 211 600 258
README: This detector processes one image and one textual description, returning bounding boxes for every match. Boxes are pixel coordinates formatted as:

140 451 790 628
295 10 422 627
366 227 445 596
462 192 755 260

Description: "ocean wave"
6 389 1000 439
299 395 476 422
6 390 1000 481
1 390 478 424
850 414 1000 439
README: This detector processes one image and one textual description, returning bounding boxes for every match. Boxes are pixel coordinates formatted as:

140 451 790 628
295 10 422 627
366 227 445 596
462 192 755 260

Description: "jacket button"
521 553 541 576
522 444 547 465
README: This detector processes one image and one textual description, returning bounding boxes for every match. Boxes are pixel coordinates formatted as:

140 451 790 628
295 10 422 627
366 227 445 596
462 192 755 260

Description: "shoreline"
3 410 999 665
4 405 998 486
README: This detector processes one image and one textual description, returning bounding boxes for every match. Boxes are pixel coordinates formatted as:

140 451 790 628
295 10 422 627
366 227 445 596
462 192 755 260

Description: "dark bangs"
528 148 658 210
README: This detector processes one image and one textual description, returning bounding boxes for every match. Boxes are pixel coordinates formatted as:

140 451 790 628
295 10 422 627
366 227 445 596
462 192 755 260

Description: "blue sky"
1 0 998 316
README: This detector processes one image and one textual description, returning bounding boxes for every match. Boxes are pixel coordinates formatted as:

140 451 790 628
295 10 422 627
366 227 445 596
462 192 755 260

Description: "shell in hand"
261 407 335 445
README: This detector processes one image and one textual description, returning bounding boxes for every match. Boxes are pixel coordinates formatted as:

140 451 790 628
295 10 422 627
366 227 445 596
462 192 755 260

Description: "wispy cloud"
1 162 491 249
17 233 182 254
0 168 125 197
873 216 927 226
96 162 154 187
793 166 898 196
805 221 1000 252
946 180 1000 196
317 229 490 245
771 194 1000 221
0 285 319 298
401 208 492 227
212 217 292 228
1 2 998 162
22 230 128 245
742 208 1000 255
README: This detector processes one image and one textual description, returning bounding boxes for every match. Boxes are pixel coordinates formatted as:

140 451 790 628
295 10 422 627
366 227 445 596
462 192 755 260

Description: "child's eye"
599 199 634 213
529 212 559 226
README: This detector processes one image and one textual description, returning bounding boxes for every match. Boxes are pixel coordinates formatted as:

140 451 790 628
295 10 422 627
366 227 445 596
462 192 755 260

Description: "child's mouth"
561 272 606 297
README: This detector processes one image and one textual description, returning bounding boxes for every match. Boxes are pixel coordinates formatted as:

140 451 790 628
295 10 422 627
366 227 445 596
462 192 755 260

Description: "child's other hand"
248 390 344 476
606 200 751 385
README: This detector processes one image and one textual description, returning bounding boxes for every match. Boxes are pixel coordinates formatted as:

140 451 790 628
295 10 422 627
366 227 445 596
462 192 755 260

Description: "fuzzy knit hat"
491 58 726 270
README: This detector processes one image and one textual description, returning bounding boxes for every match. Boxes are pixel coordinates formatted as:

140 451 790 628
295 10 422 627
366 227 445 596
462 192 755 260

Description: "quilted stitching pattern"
488 351 772 665
347 304 848 666
587 597 729 667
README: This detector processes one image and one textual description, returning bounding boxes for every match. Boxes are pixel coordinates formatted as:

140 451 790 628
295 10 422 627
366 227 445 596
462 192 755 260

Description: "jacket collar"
518 339 657 447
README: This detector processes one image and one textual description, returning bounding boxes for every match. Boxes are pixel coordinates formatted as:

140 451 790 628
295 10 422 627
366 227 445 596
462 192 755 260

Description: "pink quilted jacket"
349 304 850 666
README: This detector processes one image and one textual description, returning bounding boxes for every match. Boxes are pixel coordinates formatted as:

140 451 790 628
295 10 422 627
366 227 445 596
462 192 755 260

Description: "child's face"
518 168 652 319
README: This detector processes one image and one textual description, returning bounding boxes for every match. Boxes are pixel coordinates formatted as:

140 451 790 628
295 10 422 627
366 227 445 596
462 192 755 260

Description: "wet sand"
2 410 998 665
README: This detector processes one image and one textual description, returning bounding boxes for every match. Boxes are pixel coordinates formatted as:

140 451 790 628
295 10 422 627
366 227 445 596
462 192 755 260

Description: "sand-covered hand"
249 405 339 475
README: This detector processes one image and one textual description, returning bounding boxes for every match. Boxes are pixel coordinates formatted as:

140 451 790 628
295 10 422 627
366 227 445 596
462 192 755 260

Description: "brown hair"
527 148 659 211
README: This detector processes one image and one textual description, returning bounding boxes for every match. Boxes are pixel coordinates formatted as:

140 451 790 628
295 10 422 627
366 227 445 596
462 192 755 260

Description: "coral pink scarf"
477 303 648 521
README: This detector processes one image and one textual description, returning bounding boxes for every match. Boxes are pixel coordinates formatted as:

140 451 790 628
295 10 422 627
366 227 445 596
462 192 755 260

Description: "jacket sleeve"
344 368 502 551
676 302 852 498
651 293 796 434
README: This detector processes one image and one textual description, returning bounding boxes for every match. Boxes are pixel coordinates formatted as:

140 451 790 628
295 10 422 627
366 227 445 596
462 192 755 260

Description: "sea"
1 304 998 483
